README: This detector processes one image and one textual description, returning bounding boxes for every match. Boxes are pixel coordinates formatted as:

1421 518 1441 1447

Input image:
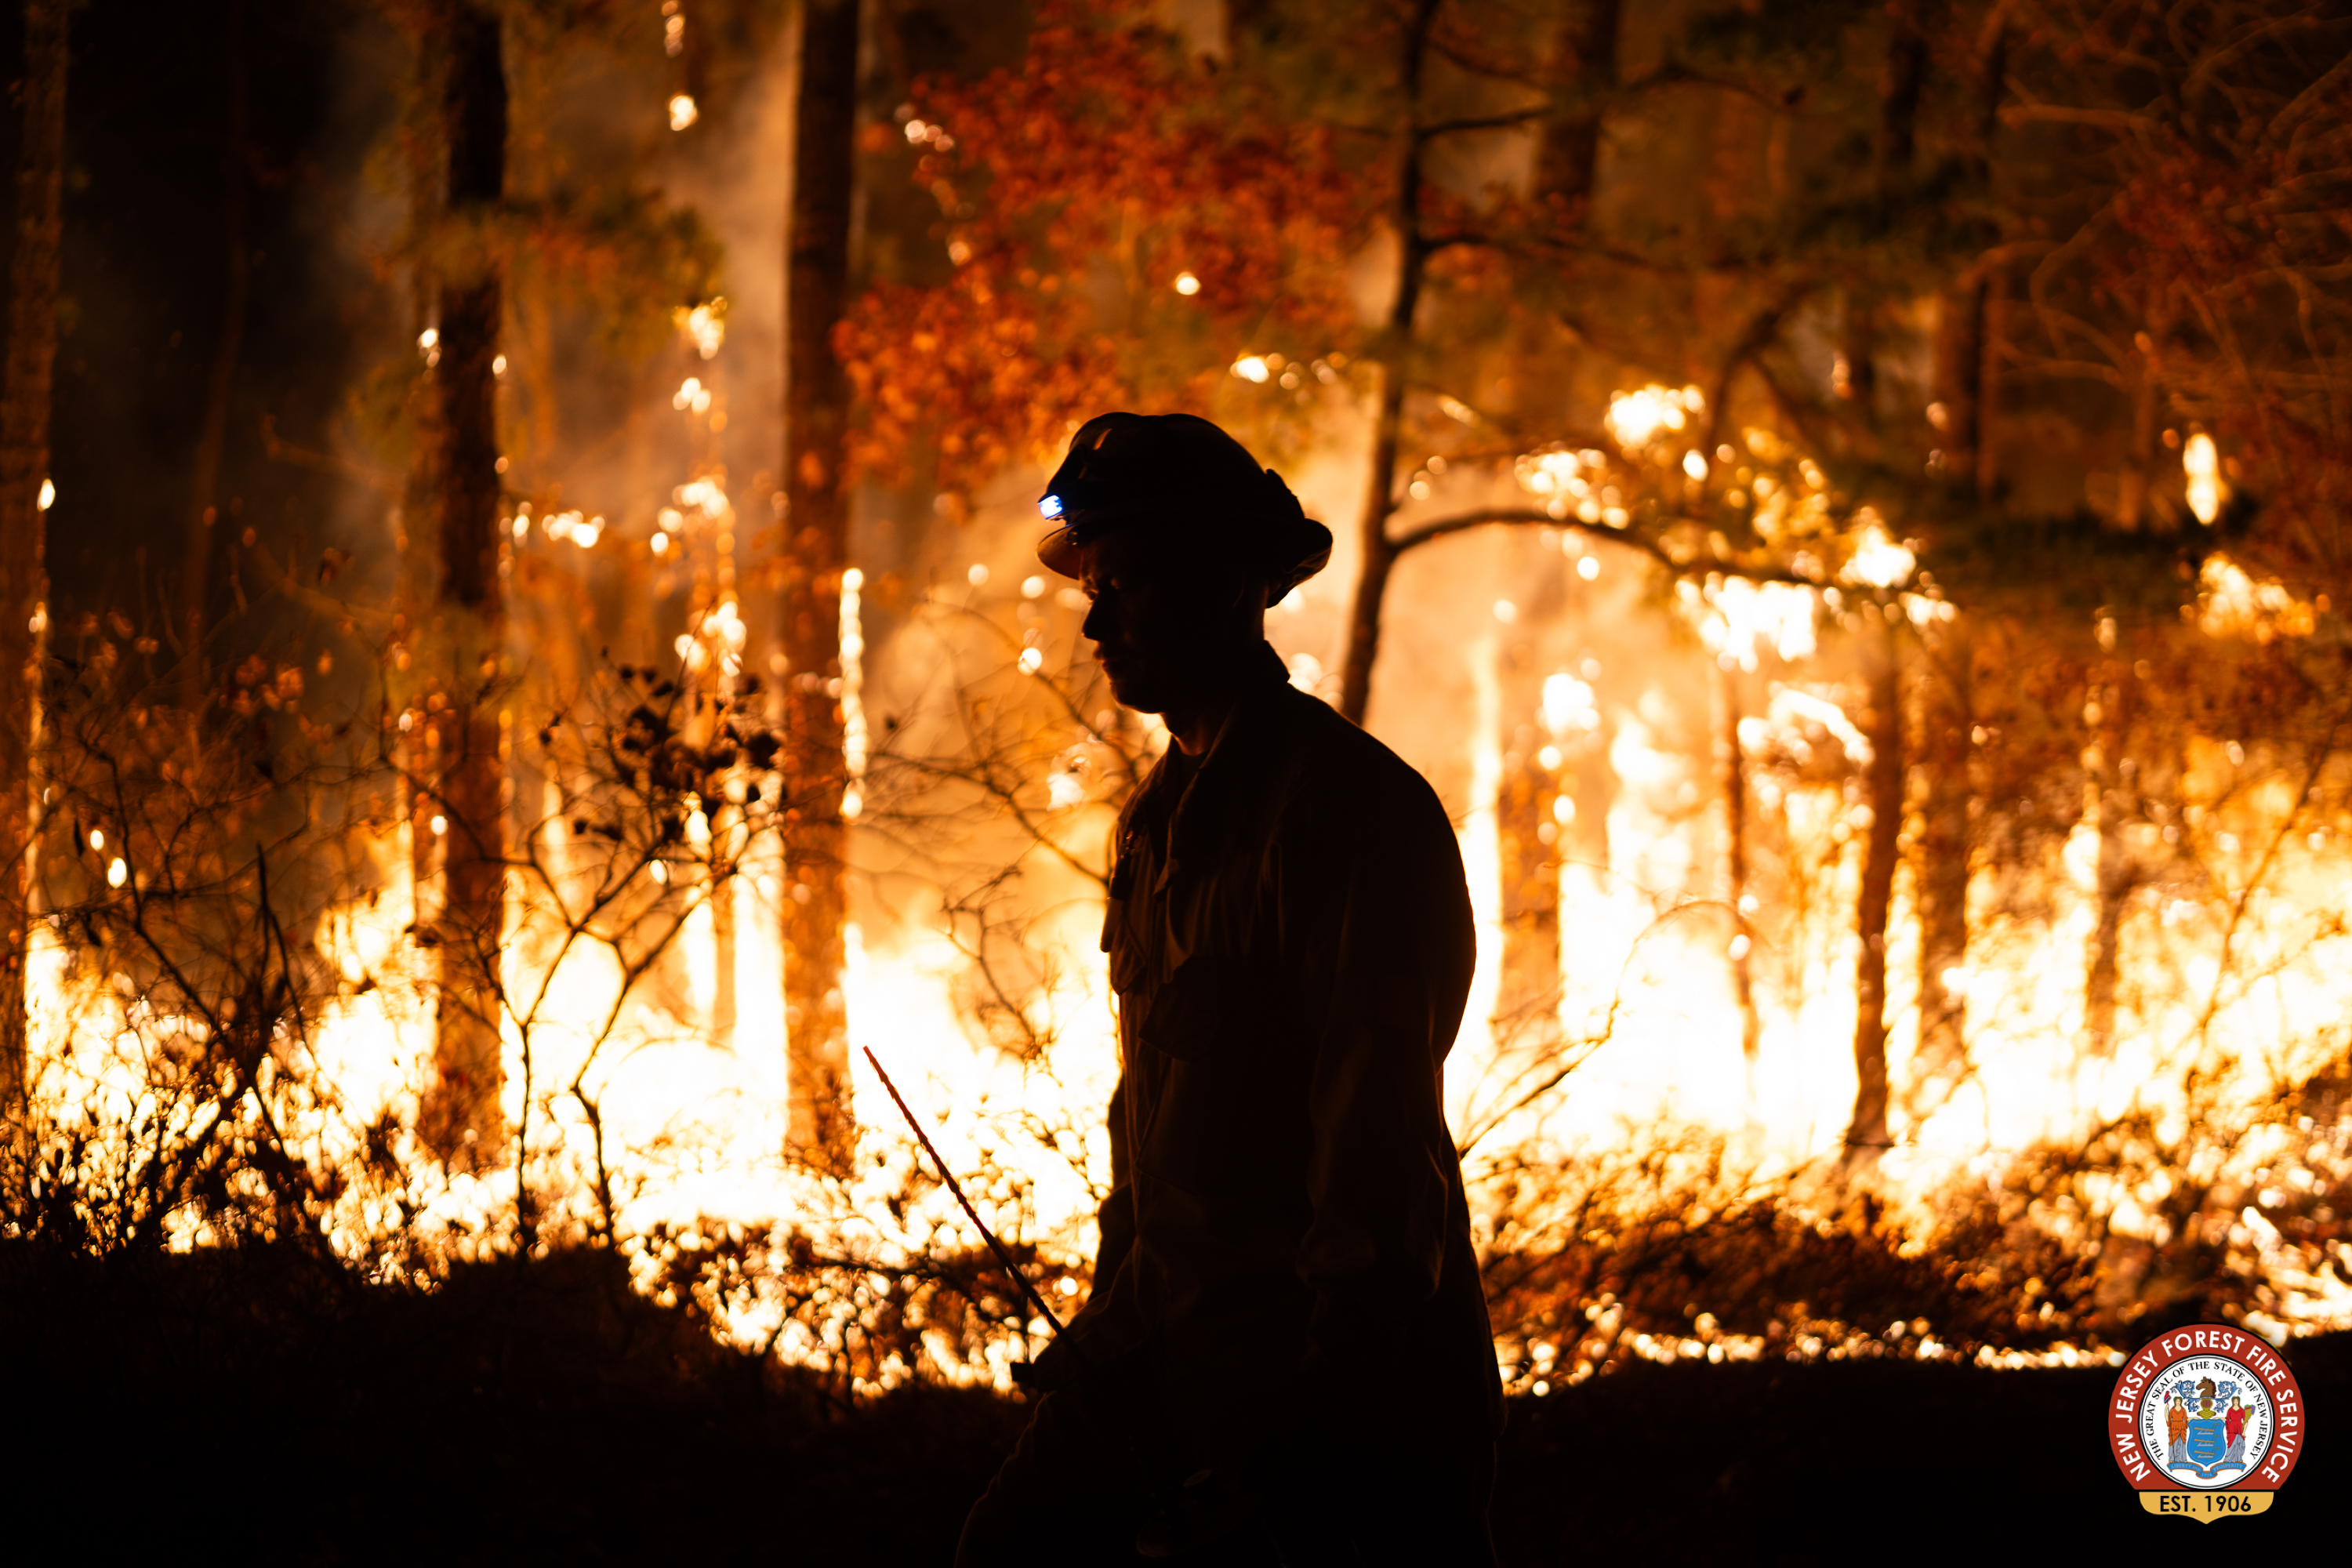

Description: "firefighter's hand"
1134 1467 1261 1559
1008 1332 1080 1394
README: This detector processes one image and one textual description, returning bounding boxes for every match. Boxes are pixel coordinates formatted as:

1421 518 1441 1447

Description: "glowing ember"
1842 518 1915 589
2184 431 2227 524
677 299 727 359
1606 383 1703 448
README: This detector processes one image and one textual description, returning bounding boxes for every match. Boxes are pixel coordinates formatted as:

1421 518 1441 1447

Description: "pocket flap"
1141 950 1280 1062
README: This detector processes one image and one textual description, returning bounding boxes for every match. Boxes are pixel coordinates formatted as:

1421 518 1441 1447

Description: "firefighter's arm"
1289 794 1475 1392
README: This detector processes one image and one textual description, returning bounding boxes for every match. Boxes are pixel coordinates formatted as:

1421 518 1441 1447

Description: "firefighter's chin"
1096 656 1172 717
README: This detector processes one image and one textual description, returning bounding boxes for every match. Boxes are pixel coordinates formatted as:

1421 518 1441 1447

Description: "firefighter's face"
1077 532 1261 715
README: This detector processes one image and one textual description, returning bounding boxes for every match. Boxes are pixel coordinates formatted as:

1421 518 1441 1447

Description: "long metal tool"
862 1044 1065 1335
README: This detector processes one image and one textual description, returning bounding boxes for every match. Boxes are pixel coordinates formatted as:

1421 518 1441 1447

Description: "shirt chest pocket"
1105 895 1152 997
1140 949 1278 1065
1136 945 1310 1203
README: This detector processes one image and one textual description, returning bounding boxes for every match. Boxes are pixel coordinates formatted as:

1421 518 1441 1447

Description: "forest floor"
5 1242 2334 1563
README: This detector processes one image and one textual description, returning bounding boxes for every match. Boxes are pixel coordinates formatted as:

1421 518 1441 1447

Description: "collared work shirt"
1056 644 1501 1461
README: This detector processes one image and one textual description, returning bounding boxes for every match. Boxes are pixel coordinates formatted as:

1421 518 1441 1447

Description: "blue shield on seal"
2173 1416 2244 1479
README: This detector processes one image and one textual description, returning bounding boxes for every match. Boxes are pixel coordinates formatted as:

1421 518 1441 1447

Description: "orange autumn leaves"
839 1 1367 499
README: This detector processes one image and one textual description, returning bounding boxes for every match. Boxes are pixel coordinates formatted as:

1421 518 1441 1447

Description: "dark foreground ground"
5 1243 2335 1563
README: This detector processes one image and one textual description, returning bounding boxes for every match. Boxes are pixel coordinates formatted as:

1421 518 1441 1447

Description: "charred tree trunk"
1336 369 1403 728
1494 740 1563 1034
780 0 858 1167
1566 706 1614 881
1839 0 1926 422
1844 617 1901 1167
1832 2 1927 1170
1486 0 1621 1029
2084 663 2138 1053
1534 0 1619 220
1334 0 1438 727
710 799 738 1050
1976 268 2007 501
1930 24 2005 498
1494 539 1566 1034
2115 335 2161 529
1561 558 1617 891
180 0 248 686
1914 622 1971 1073
1914 30 2000 1080
1931 276 1986 483
418 2 509 1167
0 0 67 1107
1717 664 1760 1065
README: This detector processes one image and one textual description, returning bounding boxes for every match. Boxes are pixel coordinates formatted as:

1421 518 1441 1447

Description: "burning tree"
0 0 67 1105
779 0 860 1172
366 0 724 1171
403 0 513 1168
837 0 1363 490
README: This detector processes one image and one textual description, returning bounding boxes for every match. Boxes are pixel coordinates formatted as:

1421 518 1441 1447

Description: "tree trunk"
1844 617 1901 1167
1334 0 1438 727
710 800 738 1051
0 0 67 1108
1839 1 1926 419
1834 9 1926 1167
1561 564 1616 884
417 1 508 1167
1566 707 1614 879
2084 663 2137 1053
1875 0 1926 176
1917 24 1998 1073
1931 274 1985 481
1335 376 1401 727
180 0 248 686
1493 743 1563 1033
1494 539 1566 1034
1483 0 1620 1034
1914 621 1971 1073
1533 0 1619 216
1716 664 1760 1065
780 0 858 1168
1976 268 2007 501
1930 23 2005 497
2115 336 2161 529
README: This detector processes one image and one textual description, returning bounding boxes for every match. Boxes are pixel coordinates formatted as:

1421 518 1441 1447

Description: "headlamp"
1039 493 1064 520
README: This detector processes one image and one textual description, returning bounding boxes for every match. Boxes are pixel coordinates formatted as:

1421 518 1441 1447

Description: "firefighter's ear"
1200 557 1265 621
1238 563 1267 612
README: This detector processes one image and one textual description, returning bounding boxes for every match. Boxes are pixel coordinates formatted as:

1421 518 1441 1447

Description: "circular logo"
2110 1323 2306 1519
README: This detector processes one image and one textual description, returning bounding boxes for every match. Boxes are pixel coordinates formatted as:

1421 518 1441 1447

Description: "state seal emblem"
2109 1323 2307 1520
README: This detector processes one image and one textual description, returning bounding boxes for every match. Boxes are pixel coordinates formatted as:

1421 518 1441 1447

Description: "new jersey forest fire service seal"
2110 1323 2306 1520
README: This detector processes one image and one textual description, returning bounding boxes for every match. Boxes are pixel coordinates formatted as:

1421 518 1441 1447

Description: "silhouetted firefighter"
958 416 1502 1564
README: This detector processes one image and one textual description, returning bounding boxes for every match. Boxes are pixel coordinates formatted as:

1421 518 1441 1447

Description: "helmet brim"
1036 521 1091 581
1036 515 1334 598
